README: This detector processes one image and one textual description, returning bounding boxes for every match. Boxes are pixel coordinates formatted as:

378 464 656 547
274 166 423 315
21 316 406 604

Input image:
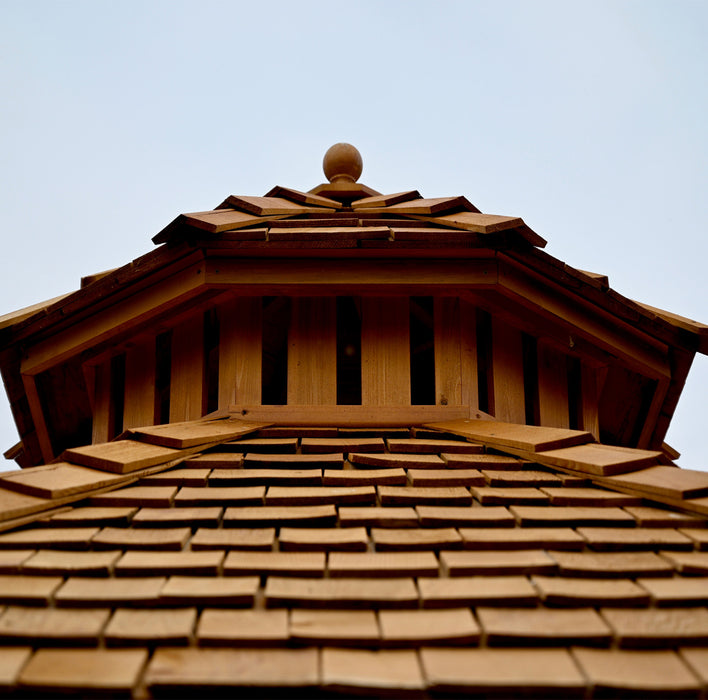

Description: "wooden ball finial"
323 143 363 183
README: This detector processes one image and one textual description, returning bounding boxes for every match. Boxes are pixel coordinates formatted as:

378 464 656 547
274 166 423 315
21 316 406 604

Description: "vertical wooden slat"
491 317 526 423
361 297 411 405
123 338 156 429
288 297 337 404
434 298 463 406
170 313 204 422
91 361 111 445
434 297 461 406
581 364 604 440
459 300 479 411
218 297 262 408
537 342 569 428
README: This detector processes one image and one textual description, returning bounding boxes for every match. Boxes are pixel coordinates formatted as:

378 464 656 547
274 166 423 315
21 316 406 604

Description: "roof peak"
323 143 362 184
309 143 380 203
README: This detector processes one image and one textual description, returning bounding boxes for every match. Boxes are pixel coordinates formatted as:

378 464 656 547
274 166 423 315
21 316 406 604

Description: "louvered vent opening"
87 295 610 444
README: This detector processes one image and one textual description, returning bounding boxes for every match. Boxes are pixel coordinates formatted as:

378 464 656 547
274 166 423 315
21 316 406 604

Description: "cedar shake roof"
0 416 707 695
1 143 708 695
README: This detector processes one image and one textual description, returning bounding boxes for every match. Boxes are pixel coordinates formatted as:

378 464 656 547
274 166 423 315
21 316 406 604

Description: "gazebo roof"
0 143 707 695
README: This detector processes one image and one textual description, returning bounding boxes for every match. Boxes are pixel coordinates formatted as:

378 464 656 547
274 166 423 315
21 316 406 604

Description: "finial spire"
323 143 363 183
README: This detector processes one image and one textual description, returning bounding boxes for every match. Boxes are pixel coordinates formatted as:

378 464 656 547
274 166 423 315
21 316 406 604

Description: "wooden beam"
21 261 207 376
230 404 471 426
205 258 498 292
21 374 54 463
218 297 262 408
460 289 612 370
361 297 411 406
288 297 337 405
498 259 670 380
636 301 708 355
653 347 695 451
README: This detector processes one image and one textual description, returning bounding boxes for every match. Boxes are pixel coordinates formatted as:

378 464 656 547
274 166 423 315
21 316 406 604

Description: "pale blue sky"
1 0 706 468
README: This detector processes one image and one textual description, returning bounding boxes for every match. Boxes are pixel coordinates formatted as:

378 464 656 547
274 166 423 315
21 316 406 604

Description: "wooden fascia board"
230 405 474 426
0 292 75 333
504 248 695 353
203 257 499 293
652 346 696 451
79 288 237 372
199 245 501 261
10 245 199 347
460 289 613 369
497 257 670 380
21 259 208 376
635 301 708 355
